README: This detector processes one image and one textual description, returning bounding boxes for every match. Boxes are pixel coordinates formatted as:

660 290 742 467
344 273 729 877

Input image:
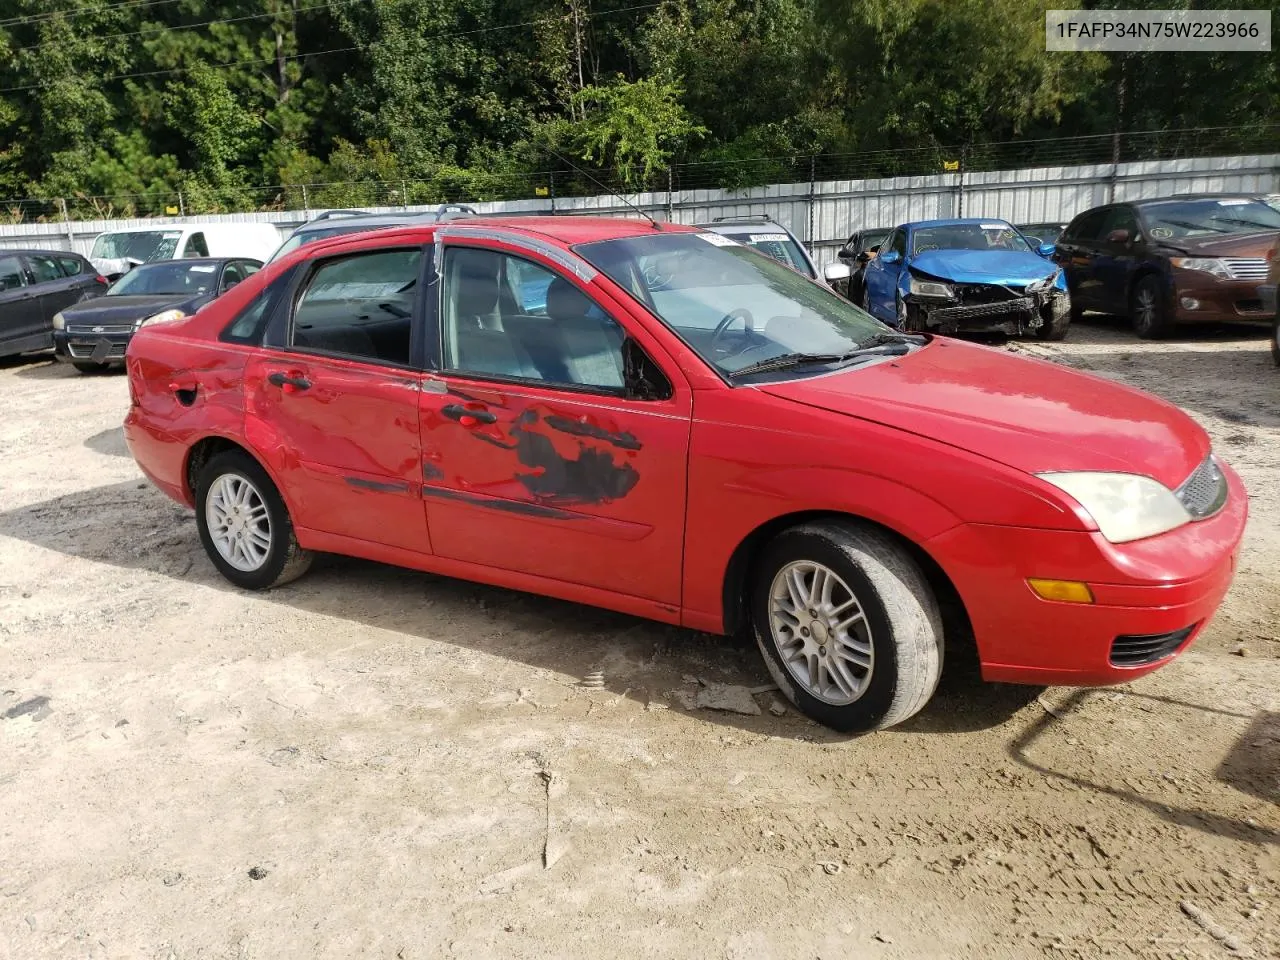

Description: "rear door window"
289 248 421 366
57 256 85 277
0 255 26 290
27 256 63 284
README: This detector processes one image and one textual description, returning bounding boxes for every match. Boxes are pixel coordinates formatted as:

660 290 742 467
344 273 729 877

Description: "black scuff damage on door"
465 403 641 508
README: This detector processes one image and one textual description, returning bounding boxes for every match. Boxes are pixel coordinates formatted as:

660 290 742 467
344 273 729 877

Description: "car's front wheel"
195 450 313 589
751 521 943 733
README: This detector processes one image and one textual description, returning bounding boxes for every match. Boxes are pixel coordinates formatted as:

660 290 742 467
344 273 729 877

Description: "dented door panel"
419 379 691 604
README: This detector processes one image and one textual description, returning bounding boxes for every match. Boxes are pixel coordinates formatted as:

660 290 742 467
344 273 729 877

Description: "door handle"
267 371 312 394
442 403 497 426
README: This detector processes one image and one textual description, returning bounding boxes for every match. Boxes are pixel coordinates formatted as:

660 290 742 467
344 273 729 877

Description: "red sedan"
122 217 1247 732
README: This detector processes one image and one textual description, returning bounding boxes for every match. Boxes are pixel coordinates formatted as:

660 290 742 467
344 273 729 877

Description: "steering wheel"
710 308 755 355
643 262 671 287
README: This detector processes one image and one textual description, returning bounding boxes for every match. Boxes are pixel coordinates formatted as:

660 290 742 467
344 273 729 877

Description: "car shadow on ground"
0 479 1039 740
1008 689 1280 846
84 426 130 458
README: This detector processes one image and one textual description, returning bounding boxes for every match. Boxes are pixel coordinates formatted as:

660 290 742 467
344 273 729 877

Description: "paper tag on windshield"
980 223 1007 230
189 264 217 272
1217 199 1250 206
749 233 789 242
698 232 737 246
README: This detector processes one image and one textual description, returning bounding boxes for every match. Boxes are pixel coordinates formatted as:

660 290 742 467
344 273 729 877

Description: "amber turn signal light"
1027 578 1095 604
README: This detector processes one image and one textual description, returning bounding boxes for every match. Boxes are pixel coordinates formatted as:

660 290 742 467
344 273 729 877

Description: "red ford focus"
122 217 1247 732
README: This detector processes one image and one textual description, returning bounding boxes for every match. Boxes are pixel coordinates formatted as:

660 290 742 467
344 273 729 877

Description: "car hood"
1153 230 1280 258
60 294 208 325
910 249 1057 286
759 338 1207 488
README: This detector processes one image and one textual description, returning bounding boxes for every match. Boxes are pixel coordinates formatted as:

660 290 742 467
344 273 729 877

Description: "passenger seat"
544 278 625 389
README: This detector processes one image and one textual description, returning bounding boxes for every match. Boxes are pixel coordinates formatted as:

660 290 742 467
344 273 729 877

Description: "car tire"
894 292 908 330
1035 306 1071 341
751 521 944 733
195 450 314 590
861 283 875 319
1130 274 1170 339
1271 316 1280 367
72 361 110 373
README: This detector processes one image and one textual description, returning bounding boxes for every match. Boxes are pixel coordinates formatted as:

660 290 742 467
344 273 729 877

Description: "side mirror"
1036 242 1056 258
837 247 853 260
878 250 901 266
823 262 852 283
1106 228 1130 245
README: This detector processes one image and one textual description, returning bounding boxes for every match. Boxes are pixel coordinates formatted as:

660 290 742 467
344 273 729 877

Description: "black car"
53 257 261 372
0 249 107 359
1054 196 1280 338
835 227 891 302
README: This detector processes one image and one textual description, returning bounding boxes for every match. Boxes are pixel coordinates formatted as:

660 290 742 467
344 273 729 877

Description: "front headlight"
1171 257 1231 280
136 309 185 329
52 312 65 331
909 276 955 298
1038 472 1191 544
1026 269 1061 293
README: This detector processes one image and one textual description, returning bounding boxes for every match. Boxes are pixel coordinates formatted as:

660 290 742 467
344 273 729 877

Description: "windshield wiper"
729 339 916 379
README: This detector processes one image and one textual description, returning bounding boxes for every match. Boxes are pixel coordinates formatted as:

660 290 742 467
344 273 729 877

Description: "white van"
89 222 282 279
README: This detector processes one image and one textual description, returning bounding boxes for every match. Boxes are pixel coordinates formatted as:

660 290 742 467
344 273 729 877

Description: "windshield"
269 222 406 262
1141 199 1280 239
108 260 219 297
721 230 814 276
575 232 893 379
912 222 1031 255
91 230 182 262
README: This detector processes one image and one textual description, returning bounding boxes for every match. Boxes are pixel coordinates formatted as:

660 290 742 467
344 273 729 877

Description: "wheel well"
1127 266 1165 305
720 511 973 645
184 436 250 501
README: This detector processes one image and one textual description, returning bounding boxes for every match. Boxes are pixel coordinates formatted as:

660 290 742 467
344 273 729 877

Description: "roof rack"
311 209 373 221
435 203 479 222
711 214 775 223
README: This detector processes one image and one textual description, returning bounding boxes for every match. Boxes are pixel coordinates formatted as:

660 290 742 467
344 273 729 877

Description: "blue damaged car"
860 217 1072 340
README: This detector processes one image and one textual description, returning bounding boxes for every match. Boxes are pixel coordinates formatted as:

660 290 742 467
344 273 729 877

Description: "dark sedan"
54 258 260 372
0 249 107 359
835 227 890 302
1055 196 1280 338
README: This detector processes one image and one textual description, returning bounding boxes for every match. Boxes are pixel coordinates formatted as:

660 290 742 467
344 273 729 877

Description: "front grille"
1176 455 1228 520
66 341 128 360
66 323 135 334
930 297 1034 323
1110 624 1197 667
955 283 1023 305
1221 258 1269 281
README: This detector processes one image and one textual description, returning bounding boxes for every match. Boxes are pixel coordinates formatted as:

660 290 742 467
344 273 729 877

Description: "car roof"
1129 194 1262 207
0 248 88 257
129 257 251 267
903 217 1015 230
289 211 440 234
445 215 697 244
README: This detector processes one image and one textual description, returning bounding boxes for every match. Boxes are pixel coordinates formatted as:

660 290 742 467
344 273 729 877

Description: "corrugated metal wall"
2 152 1275 267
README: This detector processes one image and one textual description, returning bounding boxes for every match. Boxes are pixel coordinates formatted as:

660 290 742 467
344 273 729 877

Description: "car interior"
444 247 626 390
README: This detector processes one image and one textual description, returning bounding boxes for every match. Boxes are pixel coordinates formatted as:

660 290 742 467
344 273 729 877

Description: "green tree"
569 76 705 187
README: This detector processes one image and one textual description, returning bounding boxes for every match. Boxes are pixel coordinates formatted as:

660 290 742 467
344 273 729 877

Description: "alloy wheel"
205 473 272 572
768 560 874 705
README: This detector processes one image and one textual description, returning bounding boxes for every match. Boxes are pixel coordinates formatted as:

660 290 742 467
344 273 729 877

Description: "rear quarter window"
221 268 296 345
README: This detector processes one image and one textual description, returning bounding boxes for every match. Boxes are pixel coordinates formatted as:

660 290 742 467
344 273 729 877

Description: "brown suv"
1055 195 1280 338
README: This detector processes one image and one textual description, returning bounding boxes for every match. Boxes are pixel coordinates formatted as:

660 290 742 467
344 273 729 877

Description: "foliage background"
0 0 1275 215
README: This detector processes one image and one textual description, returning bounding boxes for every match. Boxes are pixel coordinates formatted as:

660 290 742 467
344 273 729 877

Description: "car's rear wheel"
1130 274 1170 339
195 450 313 590
751 521 943 733
72 361 109 374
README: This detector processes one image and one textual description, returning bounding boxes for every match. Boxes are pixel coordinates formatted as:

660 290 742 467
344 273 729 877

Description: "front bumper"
905 285 1068 336
1172 273 1273 323
54 329 133 364
925 462 1247 686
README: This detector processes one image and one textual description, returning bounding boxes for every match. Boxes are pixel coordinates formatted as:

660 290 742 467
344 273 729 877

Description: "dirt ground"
1 317 1277 960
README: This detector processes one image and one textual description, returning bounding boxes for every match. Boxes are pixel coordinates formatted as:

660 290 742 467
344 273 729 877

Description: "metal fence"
1 149 1277 268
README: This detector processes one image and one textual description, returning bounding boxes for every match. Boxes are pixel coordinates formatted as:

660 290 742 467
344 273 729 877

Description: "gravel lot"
2 318 1278 959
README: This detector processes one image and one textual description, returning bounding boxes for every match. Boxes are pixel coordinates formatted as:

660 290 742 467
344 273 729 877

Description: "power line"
0 0 190 30
6 0 368 55
0 3 663 95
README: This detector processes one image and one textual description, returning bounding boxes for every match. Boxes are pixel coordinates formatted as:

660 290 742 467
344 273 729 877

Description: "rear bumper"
925 464 1247 686
123 409 192 507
